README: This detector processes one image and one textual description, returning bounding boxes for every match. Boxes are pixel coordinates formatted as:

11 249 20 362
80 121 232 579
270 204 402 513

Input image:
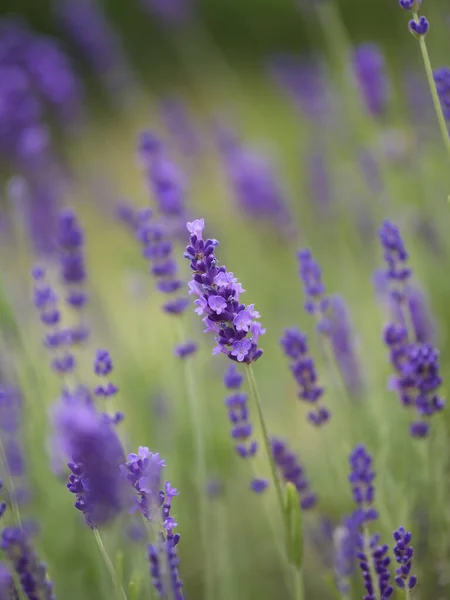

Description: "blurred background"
1 0 450 599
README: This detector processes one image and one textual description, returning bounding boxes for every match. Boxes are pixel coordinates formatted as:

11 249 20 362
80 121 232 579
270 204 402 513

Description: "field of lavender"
1 0 450 599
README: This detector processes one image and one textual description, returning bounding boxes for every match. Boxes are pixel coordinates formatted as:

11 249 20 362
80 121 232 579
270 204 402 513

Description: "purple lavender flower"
0 562 18 599
409 16 429 37
55 0 131 94
378 221 444 435
297 249 328 318
348 445 378 522
280 328 329 425
271 438 316 509
174 341 198 359
53 399 126 527
393 527 417 590
0 387 25 479
399 0 422 10
184 219 265 363
120 446 165 520
32 267 76 376
1 527 55 600
357 534 393 600
268 55 331 122
353 43 390 118
93 349 118 398
218 136 292 232
433 67 450 121
333 514 361 595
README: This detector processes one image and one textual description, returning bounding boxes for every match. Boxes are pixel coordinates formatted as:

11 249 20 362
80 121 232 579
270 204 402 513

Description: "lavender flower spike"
184 219 265 363
271 438 316 509
393 527 418 591
0 562 19 599
434 68 450 122
353 43 390 118
53 399 126 527
280 328 330 426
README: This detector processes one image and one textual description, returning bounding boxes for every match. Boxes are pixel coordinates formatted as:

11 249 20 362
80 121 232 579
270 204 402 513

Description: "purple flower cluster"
379 221 444 436
433 68 450 121
271 438 316 510
297 249 328 319
0 17 81 168
393 527 417 590
138 132 187 229
223 365 268 493
353 43 390 118
348 445 378 523
53 399 126 528
32 267 76 376
56 209 89 344
0 562 18 599
56 0 131 94
357 534 393 600
93 349 119 400
185 219 265 363
280 328 329 425
399 0 429 36
217 133 292 232
120 446 165 520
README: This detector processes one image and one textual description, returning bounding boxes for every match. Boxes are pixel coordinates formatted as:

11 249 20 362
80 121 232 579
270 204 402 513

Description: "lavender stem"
93 529 128 600
176 320 213 600
412 11 450 167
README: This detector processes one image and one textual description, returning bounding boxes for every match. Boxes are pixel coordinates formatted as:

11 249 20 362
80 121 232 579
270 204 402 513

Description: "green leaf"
285 482 303 569
128 576 142 600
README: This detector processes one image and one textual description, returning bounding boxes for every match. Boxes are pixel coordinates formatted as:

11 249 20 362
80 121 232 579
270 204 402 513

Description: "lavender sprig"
393 527 417 592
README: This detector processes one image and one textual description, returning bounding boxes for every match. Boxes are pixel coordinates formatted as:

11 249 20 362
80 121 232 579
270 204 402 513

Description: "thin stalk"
176 320 213 600
362 526 380 600
245 365 286 528
293 566 305 600
93 529 128 600
405 587 411 600
412 13 450 165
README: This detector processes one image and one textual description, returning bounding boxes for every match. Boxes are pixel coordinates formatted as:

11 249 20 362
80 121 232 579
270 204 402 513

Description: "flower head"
184 219 265 363
271 438 316 509
393 527 417 590
353 43 390 118
121 447 165 519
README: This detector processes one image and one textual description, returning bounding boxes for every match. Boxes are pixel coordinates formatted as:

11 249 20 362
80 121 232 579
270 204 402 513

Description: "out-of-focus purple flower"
218 136 293 233
305 148 333 210
280 328 329 425
0 562 18 599
271 438 316 509
121 446 165 520
94 349 119 399
378 221 444 436
32 267 77 376
393 527 417 590
359 149 383 193
53 399 126 528
353 43 390 118
138 131 187 229
174 341 197 359
185 219 265 363
0 388 25 480
268 55 331 122
1 526 55 599
409 16 429 37
161 97 200 158
348 445 378 523
297 249 330 330
140 0 190 23
324 295 365 397
55 0 131 94
333 514 360 595
433 67 450 121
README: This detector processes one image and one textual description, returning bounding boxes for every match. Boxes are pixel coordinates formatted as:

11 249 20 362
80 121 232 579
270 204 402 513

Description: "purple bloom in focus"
1 526 55 600
433 67 450 121
53 400 126 527
409 16 429 37
271 438 316 510
353 43 390 118
184 219 265 363
357 534 393 600
280 328 329 425
399 0 422 9
393 527 417 590
348 445 378 523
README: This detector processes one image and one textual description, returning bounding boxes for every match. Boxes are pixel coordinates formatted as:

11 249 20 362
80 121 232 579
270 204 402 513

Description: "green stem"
405 587 411 600
93 529 128 600
246 365 286 528
176 321 214 600
293 567 305 600
413 12 450 164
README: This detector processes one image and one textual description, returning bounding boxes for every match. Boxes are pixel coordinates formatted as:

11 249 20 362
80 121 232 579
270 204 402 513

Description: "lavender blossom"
174 341 198 359
184 219 265 363
1 527 55 600
55 0 131 94
93 349 118 399
348 445 378 523
353 43 390 118
333 514 360 595
356 534 393 600
433 67 450 121
218 137 292 232
297 249 328 319
393 527 417 590
379 221 444 435
32 267 76 376
280 328 329 425
0 387 25 479
53 399 126 527
409 16 429 37
0 562 18 599
271 438 316 509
